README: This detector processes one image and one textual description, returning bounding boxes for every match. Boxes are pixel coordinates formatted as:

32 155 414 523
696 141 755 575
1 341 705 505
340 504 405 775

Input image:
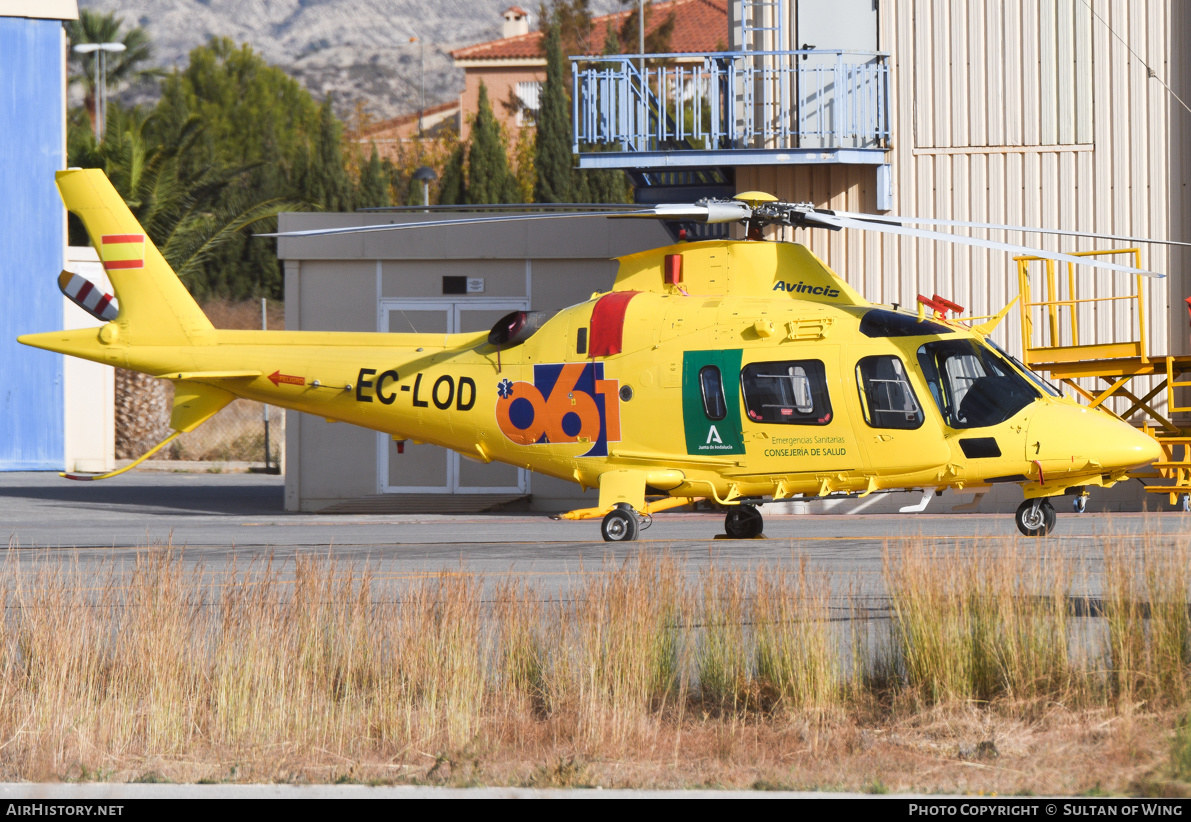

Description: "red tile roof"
355 100 461 138
452 0 728 62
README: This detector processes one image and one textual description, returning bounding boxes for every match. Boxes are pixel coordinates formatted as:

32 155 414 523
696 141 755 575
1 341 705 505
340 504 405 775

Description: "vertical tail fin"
56 169 212 343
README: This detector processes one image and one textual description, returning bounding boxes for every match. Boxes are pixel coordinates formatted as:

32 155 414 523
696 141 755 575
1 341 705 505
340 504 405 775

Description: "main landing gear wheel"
724 503 764 539
1015 498 1057 537
601 503 640 542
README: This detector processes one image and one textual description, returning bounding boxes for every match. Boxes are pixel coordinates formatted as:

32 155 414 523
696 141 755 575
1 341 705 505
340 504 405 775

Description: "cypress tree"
300 94 354 212
356 143 391 207
438 141 467 205
467 82 519 204
534 21 574 203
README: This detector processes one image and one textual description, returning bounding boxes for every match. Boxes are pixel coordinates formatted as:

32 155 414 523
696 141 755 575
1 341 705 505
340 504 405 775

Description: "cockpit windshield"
985 337 1063 398
916 339 1041 428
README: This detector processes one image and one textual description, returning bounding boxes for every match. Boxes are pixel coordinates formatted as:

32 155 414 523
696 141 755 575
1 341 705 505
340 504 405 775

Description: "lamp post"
405 29 425 138
638 0 645 80
413 166 437 210
74 42 126 140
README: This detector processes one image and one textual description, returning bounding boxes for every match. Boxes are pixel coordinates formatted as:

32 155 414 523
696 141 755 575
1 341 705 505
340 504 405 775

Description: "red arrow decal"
268 370 305 387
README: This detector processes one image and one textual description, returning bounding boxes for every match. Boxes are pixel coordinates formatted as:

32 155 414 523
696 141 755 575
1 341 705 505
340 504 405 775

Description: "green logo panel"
682 350 745 455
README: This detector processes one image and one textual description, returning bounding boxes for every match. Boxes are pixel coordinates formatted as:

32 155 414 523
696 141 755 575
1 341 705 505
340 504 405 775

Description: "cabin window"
917 340 1040 429
699 365 727 420
856 356 924 430
740 360 832 425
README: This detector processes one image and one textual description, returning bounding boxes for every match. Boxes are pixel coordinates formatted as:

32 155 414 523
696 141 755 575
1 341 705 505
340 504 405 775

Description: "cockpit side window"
699 365 727 420
740 360 832 425
916 339 1040 428
856 356 924 429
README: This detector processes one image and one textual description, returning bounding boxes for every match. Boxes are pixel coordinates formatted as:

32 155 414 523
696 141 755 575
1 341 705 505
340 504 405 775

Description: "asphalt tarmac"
2 471 1189 603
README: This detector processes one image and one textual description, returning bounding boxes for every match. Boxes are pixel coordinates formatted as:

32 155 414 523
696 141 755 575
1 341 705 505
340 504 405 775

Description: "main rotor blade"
801 211 1162 278
258 208 655 238
826 209 1191 250
259 201 752 239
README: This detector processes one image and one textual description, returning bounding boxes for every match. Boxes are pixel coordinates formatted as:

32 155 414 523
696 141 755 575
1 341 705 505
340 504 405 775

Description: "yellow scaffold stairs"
1014 248 1191 509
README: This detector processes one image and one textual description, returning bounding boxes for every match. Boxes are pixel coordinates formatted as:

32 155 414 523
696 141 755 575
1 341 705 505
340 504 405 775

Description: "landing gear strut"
724 503 764 539
1015 498 1057 537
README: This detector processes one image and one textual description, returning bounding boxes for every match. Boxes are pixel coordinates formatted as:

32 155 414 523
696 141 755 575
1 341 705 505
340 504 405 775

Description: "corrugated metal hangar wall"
738 0 1189 422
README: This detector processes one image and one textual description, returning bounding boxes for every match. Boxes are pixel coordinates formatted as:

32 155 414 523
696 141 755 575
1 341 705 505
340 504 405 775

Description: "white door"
795 0 879 149
377 300 529 494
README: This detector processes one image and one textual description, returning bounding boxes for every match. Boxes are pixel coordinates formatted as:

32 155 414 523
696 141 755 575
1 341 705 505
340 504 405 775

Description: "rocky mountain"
78 0 620 122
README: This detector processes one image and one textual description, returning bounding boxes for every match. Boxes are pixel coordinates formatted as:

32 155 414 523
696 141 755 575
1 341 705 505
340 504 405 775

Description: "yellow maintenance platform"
1014 249 1191 509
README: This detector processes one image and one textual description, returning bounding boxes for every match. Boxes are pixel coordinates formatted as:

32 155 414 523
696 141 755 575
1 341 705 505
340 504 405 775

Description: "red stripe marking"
101 234 144 244
103 259 144 270
589 291 638 358
74 279 94 302
94 294 114 318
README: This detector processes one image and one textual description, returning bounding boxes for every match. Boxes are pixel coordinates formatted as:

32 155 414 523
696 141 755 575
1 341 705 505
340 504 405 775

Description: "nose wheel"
1015 498 1057 537
724 503 764 539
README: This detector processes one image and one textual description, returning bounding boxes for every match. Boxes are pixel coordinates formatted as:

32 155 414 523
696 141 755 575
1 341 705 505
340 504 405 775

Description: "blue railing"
571 50 890 157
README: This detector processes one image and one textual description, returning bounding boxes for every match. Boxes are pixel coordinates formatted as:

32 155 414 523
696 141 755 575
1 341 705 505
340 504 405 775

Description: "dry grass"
882 541 1081 707
0 536 1188 792
200 298 285 331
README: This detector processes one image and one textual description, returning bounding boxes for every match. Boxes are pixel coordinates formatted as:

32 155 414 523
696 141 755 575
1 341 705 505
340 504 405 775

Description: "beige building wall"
62 246 114 474
737 0 1186 420
279 211 672 512
458 62 544 143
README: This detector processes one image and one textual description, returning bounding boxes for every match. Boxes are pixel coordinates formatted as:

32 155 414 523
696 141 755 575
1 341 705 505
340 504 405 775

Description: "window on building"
740 360 832 425
515 81 541 127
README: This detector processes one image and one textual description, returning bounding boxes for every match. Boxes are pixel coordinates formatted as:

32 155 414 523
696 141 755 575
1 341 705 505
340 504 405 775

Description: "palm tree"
70 105 305 284
65 9 161 132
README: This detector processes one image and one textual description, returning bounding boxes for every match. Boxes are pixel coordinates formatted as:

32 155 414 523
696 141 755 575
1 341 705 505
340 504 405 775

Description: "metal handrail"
571 49 891 155
1015 249 1146 364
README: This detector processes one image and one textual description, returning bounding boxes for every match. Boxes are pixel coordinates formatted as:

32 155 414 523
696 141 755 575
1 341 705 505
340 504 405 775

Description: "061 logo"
495 363 620 457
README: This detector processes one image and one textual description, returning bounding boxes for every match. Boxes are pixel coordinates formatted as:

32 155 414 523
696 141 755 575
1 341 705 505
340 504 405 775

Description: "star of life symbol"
497 378 514 399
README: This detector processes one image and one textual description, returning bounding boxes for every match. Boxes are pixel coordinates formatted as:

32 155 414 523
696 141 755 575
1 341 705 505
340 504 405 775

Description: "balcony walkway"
571 49 891 169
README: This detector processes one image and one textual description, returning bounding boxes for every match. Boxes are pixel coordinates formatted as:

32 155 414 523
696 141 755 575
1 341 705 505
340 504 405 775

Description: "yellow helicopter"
21 169 1164 540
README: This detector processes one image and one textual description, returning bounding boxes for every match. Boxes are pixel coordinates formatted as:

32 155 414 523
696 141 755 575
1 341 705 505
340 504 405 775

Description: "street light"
413 166 437 210
405 29 425 138
74 42 126 140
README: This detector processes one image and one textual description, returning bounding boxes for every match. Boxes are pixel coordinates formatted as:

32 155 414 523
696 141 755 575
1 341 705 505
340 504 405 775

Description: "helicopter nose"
1026 403 1162 474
